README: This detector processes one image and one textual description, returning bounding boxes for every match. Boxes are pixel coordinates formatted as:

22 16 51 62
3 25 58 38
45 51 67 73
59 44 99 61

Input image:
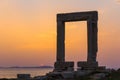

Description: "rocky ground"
75 69 120 80
106 69 120 80
0 69 119 80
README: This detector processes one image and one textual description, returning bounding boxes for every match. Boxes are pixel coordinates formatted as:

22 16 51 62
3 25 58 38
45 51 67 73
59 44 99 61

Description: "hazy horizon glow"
0 0 120 68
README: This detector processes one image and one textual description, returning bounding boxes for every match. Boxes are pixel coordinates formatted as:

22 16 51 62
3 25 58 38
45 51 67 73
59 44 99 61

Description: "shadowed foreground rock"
0 69 119 80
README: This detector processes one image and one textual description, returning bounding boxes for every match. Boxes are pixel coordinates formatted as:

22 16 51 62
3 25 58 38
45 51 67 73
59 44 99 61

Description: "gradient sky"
0 0 120 68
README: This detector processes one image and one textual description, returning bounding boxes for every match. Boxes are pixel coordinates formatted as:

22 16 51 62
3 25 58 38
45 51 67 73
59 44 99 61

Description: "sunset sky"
0 0 120 68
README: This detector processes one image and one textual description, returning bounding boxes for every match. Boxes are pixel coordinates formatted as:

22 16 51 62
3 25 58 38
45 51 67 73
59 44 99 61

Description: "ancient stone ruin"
47 11 107 80
55 11 99 71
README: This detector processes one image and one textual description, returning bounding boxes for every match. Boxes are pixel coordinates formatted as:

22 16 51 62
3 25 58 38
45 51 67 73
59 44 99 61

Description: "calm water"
0 68 53 78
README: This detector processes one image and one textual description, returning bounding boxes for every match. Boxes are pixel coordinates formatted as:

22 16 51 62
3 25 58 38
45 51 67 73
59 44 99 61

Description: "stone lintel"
77 61 98 68
57 11 98 22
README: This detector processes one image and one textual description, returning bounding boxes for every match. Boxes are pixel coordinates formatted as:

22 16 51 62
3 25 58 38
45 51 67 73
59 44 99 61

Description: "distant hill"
0 66 53 68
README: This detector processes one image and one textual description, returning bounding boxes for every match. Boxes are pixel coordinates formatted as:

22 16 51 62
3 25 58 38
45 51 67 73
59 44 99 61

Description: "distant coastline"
0 66 53 69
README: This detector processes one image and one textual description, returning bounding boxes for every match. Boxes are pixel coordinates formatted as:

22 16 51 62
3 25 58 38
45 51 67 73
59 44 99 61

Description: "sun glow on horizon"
0 0 120 68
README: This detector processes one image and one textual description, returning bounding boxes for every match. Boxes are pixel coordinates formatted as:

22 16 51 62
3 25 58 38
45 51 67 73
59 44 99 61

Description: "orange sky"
0 0 120 68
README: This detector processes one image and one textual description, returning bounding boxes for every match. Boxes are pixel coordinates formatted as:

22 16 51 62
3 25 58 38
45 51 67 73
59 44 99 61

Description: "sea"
0 68 53 78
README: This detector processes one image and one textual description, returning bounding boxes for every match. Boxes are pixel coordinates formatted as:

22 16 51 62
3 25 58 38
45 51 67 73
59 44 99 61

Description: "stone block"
96 66 106 70
61 71 74 79
54 62 74 71
33 76 47 80
75 71 89 77
90 73 106 80
77 61 98 68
